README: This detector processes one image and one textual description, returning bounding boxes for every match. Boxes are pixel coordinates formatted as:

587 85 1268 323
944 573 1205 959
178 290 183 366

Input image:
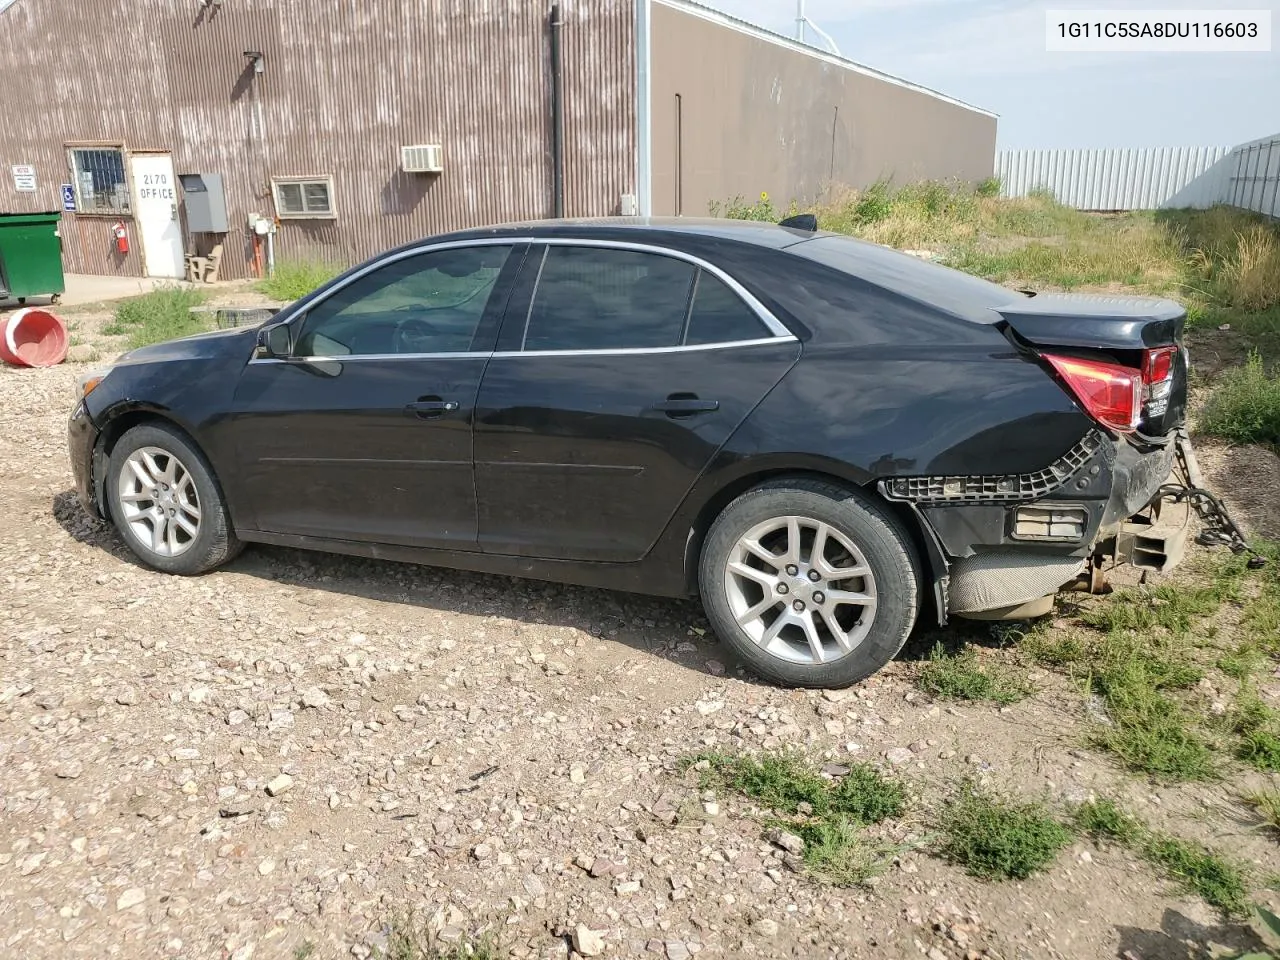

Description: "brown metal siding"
648 2 997 217
0 0 636 279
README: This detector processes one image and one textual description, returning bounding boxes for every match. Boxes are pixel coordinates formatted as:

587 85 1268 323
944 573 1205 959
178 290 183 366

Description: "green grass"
1145 836 1251 918
257 258 344 302
1199 352 1280 449
695 750 905 822
380 919 498 960
916 642 1031 705
1075 798 1252 917
1079 583 1232 635
293 944 315 960
791 817 899 886
937 782 1074 881
102 285 210 349
691 750 906 886
1232 690 1280 773
1247 790 1280 835
1072 798 1146 846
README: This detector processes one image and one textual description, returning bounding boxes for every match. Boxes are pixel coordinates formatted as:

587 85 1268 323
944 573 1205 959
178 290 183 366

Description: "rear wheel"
699 479 919 688
107 423 241 575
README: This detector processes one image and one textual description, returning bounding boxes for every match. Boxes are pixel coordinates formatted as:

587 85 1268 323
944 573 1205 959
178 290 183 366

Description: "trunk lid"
994 293 1187 437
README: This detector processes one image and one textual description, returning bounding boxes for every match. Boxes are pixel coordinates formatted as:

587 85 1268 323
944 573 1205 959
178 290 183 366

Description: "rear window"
788 235 1020 321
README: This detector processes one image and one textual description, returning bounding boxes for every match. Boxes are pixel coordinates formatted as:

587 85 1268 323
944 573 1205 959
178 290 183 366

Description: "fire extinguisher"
112 220 129 255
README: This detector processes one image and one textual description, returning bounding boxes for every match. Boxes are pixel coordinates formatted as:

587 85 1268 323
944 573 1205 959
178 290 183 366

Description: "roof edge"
653 0 998 120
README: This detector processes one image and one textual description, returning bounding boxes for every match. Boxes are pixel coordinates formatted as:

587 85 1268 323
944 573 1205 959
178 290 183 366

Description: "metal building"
0 0 996 281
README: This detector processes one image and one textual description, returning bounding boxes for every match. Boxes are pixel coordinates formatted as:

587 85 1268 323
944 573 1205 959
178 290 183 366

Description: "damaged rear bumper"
881 430 1186 621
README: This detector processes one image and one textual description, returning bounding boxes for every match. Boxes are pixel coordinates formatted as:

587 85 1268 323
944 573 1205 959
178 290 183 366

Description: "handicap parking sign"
61 183 76 212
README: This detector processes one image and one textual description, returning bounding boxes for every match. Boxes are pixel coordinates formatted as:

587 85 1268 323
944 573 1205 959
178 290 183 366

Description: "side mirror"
257 323 292 359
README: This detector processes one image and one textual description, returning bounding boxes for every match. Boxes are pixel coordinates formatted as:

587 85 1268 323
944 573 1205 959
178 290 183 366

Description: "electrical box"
401 144 443 174
179 173 228 233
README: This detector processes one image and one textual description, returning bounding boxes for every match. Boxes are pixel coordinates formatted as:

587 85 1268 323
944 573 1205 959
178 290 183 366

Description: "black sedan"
68 218 1189 687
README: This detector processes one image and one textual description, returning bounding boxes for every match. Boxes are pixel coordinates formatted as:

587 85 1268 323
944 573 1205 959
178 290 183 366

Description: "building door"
129 153 184 279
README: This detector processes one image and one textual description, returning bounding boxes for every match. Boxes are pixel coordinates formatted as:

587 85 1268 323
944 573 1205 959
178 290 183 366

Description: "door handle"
651 394 720 418
404 397 459 419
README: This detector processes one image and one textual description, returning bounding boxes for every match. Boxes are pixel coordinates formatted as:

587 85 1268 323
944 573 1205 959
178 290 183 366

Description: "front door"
230 242 521 549
474 243 799 562
130 153 184 278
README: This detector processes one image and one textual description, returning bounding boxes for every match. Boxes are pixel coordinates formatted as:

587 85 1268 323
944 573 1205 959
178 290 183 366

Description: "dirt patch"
1196 439 1280 542
2 363 1278 960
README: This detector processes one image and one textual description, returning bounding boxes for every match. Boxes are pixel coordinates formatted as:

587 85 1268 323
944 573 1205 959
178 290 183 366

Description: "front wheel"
699 480 920 688
106 423 242 575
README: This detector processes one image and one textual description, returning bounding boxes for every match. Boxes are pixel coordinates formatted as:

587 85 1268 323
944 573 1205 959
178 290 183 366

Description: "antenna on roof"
794 0 841 54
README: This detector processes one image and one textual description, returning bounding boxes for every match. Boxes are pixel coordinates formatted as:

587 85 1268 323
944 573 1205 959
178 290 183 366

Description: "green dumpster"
0 211 65 304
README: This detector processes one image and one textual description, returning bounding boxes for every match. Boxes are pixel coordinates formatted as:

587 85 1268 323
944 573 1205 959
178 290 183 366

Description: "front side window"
68 146 129 214
293 245 512 358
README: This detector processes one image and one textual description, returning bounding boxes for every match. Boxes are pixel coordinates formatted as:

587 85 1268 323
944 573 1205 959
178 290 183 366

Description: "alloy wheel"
723 515 878 665
117 446 202 557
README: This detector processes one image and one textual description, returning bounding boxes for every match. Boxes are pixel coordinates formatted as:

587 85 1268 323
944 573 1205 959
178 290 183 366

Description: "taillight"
1142 346 1177 386
1044 354 1142 433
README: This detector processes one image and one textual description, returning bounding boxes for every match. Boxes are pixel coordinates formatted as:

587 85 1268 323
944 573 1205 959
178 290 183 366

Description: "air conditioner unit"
401 144 443 174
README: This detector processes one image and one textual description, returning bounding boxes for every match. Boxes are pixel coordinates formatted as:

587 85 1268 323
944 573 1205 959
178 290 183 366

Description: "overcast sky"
702 0 1280 148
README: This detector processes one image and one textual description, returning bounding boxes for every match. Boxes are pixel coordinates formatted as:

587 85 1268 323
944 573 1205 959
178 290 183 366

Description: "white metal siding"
1223 134 1280 219
996 146 1233 210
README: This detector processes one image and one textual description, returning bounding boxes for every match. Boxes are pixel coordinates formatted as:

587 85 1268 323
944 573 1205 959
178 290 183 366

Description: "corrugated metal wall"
0 0 636 279
1222 133 1280 219
996 146 1234 211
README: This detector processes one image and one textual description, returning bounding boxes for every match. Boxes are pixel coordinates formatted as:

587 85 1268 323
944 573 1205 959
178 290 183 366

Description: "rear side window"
519 245 774 351
523 247 695 350
684 272 769 345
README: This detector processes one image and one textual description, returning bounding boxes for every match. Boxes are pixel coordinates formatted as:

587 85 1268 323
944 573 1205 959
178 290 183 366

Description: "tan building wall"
647 1 997 218
0 0 636 280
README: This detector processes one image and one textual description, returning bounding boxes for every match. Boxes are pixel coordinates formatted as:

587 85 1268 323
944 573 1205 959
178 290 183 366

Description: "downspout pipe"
550 4 565 218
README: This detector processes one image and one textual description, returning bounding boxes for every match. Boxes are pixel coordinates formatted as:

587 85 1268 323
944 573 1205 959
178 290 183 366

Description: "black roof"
436 216 817 250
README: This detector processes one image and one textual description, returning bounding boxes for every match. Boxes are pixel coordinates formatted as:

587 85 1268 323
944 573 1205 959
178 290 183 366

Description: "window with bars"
68 147 130 214
271 176 336 219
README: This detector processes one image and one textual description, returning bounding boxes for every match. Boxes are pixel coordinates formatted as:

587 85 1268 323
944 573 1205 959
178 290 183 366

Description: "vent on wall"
401 144 443 174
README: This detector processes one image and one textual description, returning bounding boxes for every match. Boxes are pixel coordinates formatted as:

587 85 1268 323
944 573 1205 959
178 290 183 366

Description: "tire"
699 478 920 688
106 422 242 575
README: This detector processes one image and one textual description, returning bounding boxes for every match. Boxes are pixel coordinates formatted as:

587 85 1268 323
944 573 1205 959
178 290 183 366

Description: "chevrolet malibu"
69 218 1190 687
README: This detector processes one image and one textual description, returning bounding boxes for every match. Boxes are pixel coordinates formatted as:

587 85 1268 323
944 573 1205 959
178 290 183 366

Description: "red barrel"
0 307 68 367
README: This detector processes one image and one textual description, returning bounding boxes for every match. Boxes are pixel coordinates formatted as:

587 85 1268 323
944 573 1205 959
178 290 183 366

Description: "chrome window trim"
527 237 793 340
490 337 790 359
250 351 493 365
252 234 795 366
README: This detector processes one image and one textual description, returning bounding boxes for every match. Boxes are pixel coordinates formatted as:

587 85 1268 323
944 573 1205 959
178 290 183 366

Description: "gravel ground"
3 351 1278 960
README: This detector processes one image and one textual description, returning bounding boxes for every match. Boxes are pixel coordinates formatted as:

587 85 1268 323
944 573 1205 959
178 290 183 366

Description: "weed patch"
695 751 905 822
1072 797 1145 846
258 258 344 302
692 750 906 887
102 286 209 349
1247 790 1280 835
791 817 900 886
1145 835 1250 917
917 643 1031 705
380 916 498 960
938 783 1074 880
1075 798 1251 917
1090 658 1217 781
1200 352 1280 448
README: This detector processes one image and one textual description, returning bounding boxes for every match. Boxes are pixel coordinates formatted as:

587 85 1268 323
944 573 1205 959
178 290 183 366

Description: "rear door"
473 241 800 562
